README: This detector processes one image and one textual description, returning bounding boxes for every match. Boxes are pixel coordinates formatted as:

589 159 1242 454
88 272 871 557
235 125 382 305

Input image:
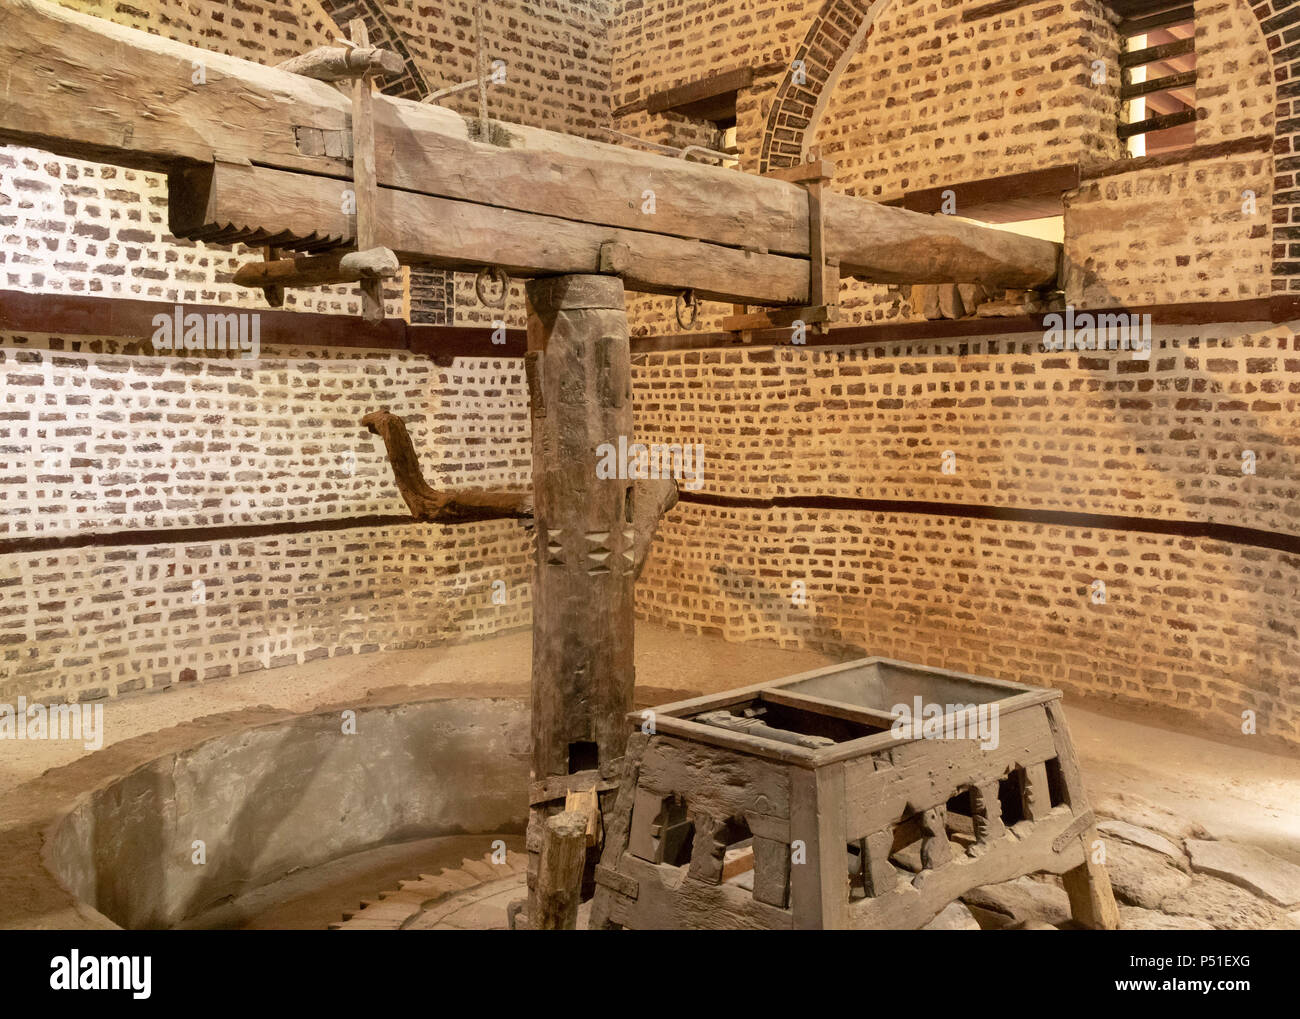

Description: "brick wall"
1065 154 1274 307
0 330 533 702
0 0 564 704
637 503 1300 745
815 0 1121 201
627 319 1300 746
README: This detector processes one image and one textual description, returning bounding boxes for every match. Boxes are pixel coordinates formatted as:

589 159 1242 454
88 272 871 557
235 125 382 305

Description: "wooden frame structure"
590 657 1119 930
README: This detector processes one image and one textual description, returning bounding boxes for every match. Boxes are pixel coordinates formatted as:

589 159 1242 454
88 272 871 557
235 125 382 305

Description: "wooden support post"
525 274 637 782
534 811 588 930
1043 699 1121 930
789 763 849 929
347 19 384 324
262 245 284 308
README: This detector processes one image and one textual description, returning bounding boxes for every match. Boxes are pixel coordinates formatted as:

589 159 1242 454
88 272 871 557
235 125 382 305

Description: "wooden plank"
645 66 754 116
637 735 794 822
901 164 1081 216
1118 109 1197 140
1119 4 1194 35
759 688 898 731
0 0 1060 292
789 764 849 928
1120 37 1194 68
1120 69 1196 100
840 701 1060 839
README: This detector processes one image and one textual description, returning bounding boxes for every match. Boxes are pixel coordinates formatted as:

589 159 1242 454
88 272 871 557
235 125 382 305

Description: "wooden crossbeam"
170 161 813 306
0 0 1062 297
1120 37 1194 68
276 44 405 81
1119 69 1196 100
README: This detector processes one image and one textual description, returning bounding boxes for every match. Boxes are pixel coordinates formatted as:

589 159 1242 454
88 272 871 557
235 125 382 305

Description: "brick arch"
758 0 892 172
1249 0 1297 293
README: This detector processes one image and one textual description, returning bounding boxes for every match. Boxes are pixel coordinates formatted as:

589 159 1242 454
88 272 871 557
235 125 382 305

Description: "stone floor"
330 788 1300 930
6 621 1300 929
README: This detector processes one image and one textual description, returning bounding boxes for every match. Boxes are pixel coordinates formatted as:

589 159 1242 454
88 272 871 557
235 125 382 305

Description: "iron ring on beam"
675 289 699 329
475 266 510 309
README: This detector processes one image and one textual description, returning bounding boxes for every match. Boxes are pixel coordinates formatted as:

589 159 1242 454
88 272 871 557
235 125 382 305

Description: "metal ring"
475 266 510 309
675 289 698 329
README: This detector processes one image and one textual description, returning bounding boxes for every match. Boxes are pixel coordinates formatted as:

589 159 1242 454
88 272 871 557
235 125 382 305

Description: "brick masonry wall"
1196 0 1276 146
0 519 531 704
0 0 602 703
628 322 1300 746
1065 154 1274 307
0 332 533 701
637 503 1300 745
632 326 1300 539
815 0 1122 202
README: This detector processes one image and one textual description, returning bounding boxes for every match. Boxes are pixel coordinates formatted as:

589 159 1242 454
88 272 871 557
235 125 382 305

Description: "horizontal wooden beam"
1119 5 1194 35
1119 69 1196 100
1080 134 1272 180
0 288 527 358
645 66 753 117
169 162 812 306
0 0 1060 293
899 164 1080 216
1117 108 1196 140
1120 37 1194 69
276 45 406 82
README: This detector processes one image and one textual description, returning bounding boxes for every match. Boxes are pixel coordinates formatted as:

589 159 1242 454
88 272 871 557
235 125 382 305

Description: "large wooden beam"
169 161 812 306
0 0 1060 291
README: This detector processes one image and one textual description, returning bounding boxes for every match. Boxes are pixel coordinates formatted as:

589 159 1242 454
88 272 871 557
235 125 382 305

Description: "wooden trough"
589 658 1120 930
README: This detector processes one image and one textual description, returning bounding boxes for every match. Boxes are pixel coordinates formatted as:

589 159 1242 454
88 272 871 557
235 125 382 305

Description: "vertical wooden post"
534 811 589 930
1043 698 1121 930
525 274 635 782
347 18 383 323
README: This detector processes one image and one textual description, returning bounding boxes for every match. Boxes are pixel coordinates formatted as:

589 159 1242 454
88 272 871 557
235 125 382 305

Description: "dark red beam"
0 290 527 361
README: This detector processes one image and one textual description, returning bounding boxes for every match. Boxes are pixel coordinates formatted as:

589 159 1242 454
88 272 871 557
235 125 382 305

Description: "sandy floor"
4 621 1298 874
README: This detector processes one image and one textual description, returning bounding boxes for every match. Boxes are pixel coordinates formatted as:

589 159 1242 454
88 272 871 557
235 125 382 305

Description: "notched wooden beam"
362 409 532 524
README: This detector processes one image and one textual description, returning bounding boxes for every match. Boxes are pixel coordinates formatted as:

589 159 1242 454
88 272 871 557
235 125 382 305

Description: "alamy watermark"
1041 305 1151 359
151 306 261 359
890 697 999 750
0 697 104 750
596 436 705 491
50 951 150 999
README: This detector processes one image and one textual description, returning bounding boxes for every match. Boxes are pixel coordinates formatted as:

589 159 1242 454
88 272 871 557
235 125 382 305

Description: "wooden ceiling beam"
0 0 1061 296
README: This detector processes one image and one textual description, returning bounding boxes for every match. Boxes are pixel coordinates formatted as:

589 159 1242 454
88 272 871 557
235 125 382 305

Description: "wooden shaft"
276 45 405 81
526 275 636 781
534 811 588 930
362 409 532 523
233 247 399 289
347 19 384 324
